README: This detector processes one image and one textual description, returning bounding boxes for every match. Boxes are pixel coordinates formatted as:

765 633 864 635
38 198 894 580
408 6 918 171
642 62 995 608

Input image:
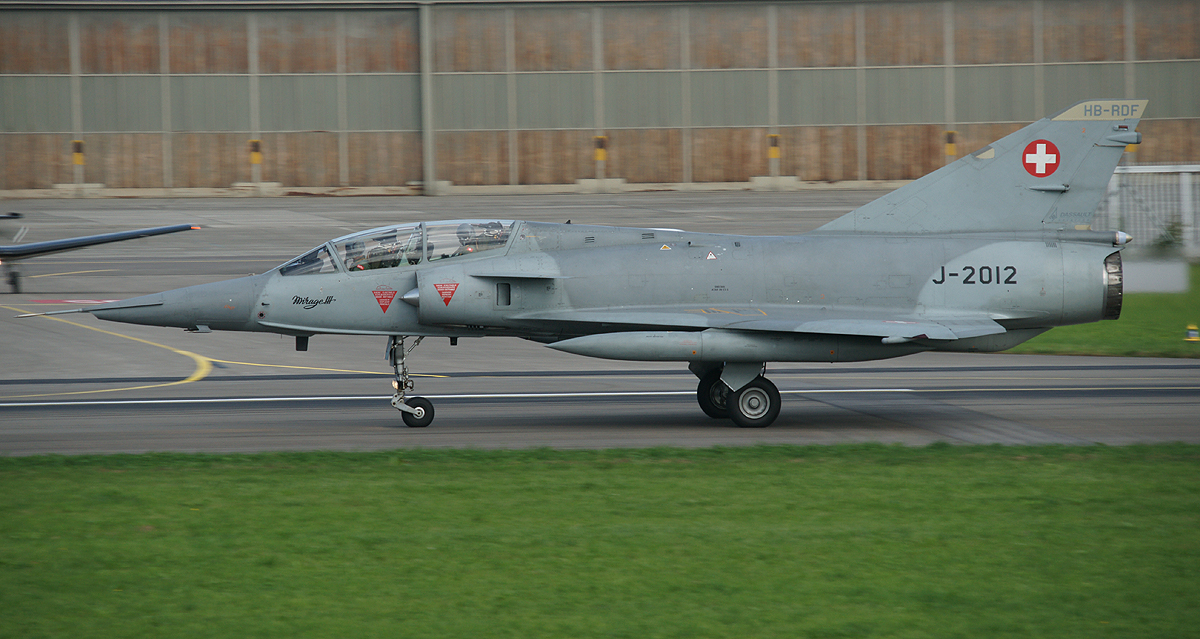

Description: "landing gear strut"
4 265 20 294
388 335 434 427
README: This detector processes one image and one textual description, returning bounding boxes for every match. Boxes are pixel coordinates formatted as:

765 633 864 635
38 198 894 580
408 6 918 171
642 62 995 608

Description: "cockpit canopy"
279 220 516 276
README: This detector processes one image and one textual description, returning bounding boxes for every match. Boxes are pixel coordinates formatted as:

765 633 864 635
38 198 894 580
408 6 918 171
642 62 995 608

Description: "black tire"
696 369 730 419
401 397 435 428
728 377 781 428
7 271 19 294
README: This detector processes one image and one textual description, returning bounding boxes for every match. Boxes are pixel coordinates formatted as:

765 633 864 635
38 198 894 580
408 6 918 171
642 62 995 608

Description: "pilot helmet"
456 223 474 244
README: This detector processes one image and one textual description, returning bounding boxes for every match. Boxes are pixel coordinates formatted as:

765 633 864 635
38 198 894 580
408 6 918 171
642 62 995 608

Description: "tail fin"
816 99 1148 234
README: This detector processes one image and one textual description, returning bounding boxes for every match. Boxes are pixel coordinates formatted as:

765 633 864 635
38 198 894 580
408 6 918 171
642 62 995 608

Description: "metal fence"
1095 165 1200 258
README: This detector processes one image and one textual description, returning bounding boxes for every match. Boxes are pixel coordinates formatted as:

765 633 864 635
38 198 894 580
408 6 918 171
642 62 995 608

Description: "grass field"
3 445 1198 638
1008 264 1200 357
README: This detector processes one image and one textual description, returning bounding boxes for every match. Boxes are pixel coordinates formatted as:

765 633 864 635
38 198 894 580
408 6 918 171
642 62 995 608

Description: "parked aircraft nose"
90 274 268 332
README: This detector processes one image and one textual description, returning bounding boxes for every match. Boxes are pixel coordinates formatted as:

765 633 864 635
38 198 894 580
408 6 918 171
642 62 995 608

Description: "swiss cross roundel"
1022 139 1060 177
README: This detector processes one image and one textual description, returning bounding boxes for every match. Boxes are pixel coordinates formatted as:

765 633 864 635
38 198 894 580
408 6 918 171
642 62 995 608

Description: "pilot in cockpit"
455 221 507 257
343 240 366 270
455 223 477 255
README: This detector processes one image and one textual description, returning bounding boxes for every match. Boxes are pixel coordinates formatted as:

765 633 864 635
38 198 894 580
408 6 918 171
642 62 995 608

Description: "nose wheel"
398 396 434 428
388 335 434 427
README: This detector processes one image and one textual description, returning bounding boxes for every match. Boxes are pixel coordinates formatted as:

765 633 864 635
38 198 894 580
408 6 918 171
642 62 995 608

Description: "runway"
3 193 1198 454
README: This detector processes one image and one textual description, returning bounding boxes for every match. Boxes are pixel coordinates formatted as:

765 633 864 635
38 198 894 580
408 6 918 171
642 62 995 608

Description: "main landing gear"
694 363 781 428
4 264 20 294
388 335 434 428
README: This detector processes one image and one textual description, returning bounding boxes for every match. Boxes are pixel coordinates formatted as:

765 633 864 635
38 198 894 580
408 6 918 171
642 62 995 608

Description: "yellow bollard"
1186 325 1199 342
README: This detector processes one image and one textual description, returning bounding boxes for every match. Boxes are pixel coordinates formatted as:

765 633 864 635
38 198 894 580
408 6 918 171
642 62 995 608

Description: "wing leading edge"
0 223 199 261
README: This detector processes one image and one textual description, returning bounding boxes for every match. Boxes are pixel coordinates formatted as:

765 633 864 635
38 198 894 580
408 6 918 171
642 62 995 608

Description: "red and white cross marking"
1022 139 1060 177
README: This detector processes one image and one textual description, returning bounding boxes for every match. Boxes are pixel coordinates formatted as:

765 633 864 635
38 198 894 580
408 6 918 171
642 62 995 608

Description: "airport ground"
2 192 1199 455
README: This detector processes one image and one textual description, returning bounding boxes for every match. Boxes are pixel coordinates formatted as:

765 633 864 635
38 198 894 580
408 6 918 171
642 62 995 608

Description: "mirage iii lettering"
292 295 335 310
21 99 1146 429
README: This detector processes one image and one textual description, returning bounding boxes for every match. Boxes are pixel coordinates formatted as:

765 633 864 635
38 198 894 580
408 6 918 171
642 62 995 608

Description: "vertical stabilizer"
815 99 1147 234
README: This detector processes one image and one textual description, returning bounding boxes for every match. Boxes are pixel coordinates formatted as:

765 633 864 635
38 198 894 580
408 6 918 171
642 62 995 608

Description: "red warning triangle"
372 288 397 312
433 282 459 306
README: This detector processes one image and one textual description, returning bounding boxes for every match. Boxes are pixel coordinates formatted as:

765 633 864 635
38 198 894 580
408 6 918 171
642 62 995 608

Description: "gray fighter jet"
0 213 198 293
22 99 1145 428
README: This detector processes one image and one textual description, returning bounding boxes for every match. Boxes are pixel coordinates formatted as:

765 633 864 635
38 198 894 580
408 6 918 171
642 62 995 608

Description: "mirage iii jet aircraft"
21 99 1145 428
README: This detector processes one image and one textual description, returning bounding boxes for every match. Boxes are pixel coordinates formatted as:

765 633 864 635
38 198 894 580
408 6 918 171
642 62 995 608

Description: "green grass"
1009 264 1200 357
3 445 1198 638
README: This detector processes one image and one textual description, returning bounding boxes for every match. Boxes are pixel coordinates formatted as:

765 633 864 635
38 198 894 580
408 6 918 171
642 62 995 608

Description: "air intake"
1102 251 1123 320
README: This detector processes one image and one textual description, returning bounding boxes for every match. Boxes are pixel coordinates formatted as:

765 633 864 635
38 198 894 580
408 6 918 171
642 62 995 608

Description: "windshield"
425 220 514 262
333 223 423 272
279 244 337 276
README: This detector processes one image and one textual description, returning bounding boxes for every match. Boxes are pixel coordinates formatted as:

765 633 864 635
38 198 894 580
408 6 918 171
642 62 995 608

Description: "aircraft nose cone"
90 292 168 325
90 275 267 331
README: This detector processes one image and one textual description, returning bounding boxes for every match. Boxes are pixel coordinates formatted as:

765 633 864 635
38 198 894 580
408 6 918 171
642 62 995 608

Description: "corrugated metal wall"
1 1 1198 192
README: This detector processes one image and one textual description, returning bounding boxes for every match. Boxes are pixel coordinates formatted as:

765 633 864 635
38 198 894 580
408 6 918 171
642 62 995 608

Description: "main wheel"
696 369 730 419
728 377 781 428
401 397 434 428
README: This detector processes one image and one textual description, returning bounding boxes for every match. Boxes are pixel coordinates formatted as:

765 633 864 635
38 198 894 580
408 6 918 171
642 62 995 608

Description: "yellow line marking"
206 358 445 378
28 269 117 278
3 304 444 397
0 304 211 399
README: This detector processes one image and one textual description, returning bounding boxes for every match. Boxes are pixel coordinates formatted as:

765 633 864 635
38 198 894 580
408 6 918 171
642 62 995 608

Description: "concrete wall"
1 0 1198 194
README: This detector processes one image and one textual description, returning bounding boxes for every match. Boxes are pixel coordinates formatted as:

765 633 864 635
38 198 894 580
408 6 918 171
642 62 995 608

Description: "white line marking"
0 388 913 408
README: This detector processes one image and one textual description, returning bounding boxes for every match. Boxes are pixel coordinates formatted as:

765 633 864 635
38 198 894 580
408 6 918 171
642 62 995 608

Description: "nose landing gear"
388 335 434 428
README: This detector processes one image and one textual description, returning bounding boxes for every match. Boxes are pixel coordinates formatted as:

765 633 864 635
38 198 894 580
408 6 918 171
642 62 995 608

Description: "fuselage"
90 218 1123 364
